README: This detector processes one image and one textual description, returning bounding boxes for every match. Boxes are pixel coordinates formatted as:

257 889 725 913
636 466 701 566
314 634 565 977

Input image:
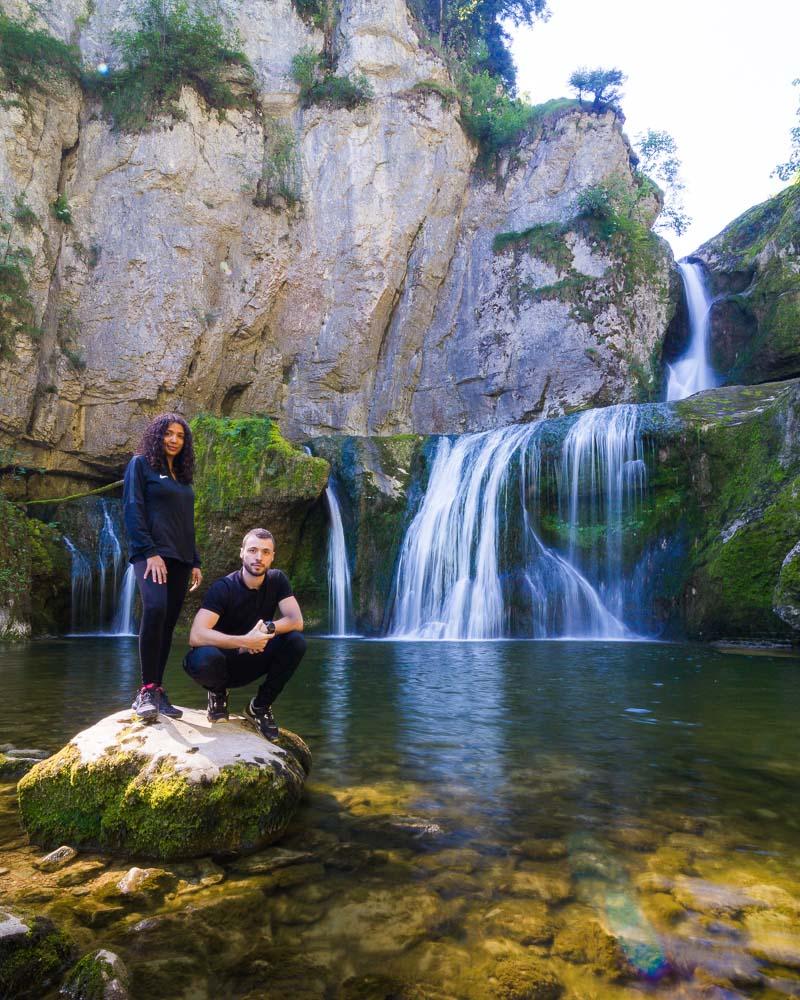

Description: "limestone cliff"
0 0 675 482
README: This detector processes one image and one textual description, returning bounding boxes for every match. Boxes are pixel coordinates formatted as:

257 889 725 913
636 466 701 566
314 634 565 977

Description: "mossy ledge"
18 710 311 860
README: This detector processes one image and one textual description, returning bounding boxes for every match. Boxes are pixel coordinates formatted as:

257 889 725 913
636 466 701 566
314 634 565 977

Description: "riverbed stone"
17 709 311 860
62 948 131 1000
35 844 78 871
0 909 74 998
489 958 563 1000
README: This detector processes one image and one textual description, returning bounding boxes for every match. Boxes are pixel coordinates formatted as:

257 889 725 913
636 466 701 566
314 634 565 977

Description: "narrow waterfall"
325 478 354 636
389 407 647 641
64 537 94 633
110 565 137 636
98 500 123 626
666 260 717 401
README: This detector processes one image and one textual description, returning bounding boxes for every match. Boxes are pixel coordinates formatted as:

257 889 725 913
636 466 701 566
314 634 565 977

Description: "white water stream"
325 479 354 636
666 260 717 401
390 407 644 640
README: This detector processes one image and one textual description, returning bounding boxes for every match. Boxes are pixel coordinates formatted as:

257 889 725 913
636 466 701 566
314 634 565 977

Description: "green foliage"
634 129 690 236
774 78 800 182
254 118 301 209
292 0 332 30
0 245 38 360
459 70 536 166
12 194 38 231
85 0 254 131
51 193 73 224
493 222 573 272
290 48 373 110
568 66 625 112
408 0 549 90
411 79 458 104
0 13 81 98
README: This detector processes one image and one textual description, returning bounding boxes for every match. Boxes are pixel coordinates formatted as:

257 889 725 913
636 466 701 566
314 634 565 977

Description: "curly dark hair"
136 412 195 483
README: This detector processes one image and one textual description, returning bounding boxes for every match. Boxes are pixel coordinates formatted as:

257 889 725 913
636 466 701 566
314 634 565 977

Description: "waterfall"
64 537 94 633
561 405 646 625
389 408 646 641
325 478 354 636
61 500 137 635
98 500 123 626
110 565 137 636
666 260 717 401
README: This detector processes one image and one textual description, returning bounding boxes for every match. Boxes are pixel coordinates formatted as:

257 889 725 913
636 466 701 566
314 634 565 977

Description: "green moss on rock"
188 415 329 626
18 719 311 860
0 912 74 999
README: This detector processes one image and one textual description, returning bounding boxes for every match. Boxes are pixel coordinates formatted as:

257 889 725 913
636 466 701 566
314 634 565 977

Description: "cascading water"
560 405 646 625
64 537 94 633
325 479 354 636
389 406 647 641
666 260 717 401
61 500 137 635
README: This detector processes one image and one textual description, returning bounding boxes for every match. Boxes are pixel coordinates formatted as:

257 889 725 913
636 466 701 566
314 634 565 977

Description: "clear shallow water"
2 637 800 998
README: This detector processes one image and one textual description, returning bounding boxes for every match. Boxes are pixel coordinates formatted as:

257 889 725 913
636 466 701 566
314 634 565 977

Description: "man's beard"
243 562 266 578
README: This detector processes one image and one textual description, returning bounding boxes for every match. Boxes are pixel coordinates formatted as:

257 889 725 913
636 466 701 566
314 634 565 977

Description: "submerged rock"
17 709 311 860
0 908 73 999
61 948 131 1000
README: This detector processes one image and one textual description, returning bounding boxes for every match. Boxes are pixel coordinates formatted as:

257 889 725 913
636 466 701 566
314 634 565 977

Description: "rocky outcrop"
18 708 312 859
693 183 800 386
0 0 676 482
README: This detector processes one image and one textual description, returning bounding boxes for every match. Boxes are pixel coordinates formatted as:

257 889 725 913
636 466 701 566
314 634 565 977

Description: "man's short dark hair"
241 528 274 548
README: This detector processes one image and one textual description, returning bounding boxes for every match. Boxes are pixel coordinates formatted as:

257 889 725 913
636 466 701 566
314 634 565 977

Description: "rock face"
0 0 675 481
18 709 311 860
693 184 800 386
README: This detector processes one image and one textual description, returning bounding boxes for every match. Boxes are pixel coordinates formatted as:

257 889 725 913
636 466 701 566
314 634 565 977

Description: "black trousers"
133 558 192 687
183 631 306 707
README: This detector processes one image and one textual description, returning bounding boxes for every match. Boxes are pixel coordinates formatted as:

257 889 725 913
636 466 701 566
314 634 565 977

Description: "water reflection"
3 637 800 998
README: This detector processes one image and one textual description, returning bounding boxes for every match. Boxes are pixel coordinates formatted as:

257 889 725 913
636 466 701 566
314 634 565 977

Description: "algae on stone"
18 710 311 860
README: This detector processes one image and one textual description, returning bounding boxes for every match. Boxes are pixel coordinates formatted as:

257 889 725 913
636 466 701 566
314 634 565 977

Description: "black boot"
207 689 229 723
244 699 279 741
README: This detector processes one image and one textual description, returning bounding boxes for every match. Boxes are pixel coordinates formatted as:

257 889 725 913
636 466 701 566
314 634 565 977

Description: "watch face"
266 622 276 634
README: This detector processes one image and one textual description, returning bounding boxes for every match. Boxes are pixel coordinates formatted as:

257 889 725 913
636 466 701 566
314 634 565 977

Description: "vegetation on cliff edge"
84 0 254 131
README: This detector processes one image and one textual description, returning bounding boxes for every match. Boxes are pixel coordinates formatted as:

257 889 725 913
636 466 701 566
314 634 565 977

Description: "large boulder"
17 709 311 860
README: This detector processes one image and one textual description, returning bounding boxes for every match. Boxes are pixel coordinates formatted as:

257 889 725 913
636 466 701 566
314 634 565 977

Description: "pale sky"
511 0 799 257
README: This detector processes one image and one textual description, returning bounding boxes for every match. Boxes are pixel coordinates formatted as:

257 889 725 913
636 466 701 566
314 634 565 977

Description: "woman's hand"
189 567 203 592
144 555 168 584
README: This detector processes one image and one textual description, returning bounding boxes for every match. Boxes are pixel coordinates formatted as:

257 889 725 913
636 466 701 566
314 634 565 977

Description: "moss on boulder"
62 949 130 1000
695 183 800 385
0 909 74 999
18 708 311 860
189 415 329 628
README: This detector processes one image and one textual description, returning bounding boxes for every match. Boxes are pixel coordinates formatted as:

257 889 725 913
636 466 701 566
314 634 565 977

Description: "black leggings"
133 558 192 687
183 632 307 707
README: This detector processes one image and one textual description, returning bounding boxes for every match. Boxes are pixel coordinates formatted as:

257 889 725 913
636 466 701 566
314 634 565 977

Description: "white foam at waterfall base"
666 260 718 401
388 411 645 641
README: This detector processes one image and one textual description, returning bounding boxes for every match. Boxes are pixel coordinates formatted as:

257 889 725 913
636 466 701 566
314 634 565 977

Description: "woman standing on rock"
123 412 202 722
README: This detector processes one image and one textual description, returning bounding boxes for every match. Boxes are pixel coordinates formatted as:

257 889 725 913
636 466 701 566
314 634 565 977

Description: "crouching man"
183 528 306 740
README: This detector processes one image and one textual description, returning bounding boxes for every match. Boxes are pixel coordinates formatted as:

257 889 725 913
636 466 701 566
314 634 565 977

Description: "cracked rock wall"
0 0 674 480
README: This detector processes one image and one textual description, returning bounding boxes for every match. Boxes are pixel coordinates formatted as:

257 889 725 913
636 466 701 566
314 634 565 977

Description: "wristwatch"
261 620 276 635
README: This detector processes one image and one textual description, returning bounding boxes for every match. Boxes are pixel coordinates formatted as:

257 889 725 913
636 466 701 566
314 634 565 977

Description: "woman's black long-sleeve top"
123 455 201 567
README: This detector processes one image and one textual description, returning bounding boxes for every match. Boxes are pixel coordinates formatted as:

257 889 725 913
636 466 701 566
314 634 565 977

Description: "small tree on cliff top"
568 67 625 113
635 129 691 236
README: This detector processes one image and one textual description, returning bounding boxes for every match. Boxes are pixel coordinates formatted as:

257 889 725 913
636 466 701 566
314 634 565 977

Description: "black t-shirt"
200 569 293 636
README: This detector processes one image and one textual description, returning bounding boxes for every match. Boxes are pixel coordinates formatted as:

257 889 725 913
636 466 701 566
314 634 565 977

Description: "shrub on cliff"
568 66 626 113
0 13 80 100
459 70 536 167
84 0 254 131
291 48 373 110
